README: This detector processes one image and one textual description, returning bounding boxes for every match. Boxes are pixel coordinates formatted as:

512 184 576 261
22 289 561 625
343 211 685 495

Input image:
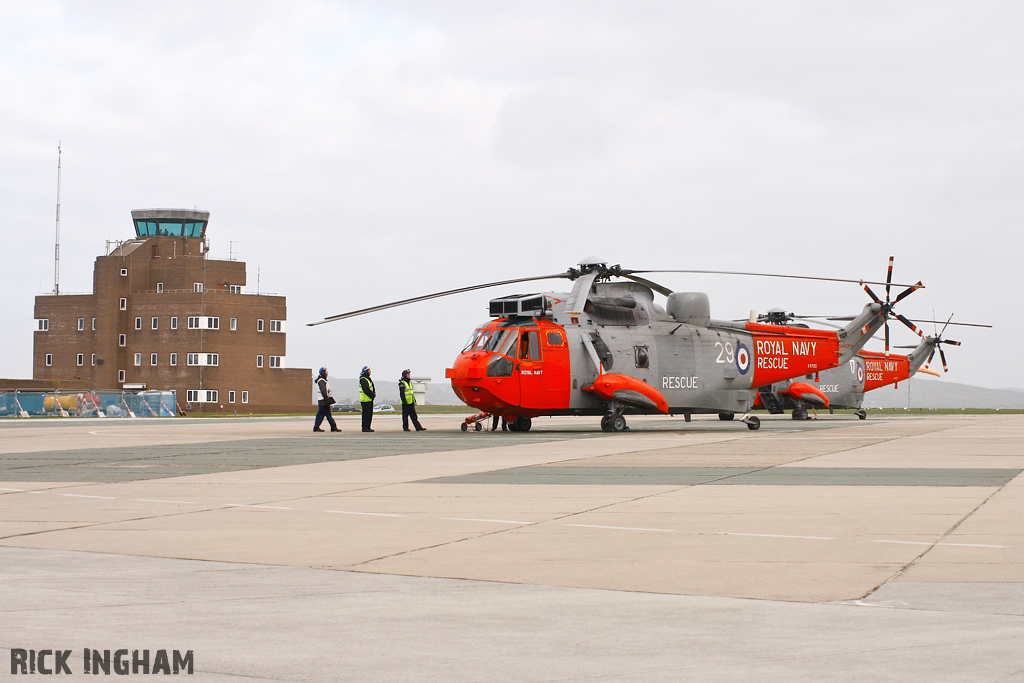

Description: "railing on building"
0 389 177 418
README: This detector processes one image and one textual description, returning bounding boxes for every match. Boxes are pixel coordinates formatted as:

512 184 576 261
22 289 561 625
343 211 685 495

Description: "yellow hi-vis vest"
400 378 415 405
359 377 375 403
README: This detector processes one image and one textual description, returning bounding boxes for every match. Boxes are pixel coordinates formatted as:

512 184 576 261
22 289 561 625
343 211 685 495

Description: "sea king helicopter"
310 258 925 432
749 309 989 420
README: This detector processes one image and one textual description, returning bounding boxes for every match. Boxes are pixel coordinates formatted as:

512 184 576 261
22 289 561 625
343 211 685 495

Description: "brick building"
32 209 312 413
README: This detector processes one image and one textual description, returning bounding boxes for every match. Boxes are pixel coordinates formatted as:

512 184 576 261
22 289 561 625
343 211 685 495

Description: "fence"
0 390 177 418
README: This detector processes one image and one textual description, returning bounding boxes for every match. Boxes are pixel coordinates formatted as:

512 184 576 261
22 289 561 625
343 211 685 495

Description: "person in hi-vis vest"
399 369 426 432
359 366 376 432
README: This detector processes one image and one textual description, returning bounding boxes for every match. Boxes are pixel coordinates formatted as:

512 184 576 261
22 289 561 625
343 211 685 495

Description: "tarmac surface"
1 412 1022 681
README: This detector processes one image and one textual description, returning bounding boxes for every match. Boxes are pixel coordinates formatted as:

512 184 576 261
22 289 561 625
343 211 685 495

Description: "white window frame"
119 298 127 310
78 317 85 331
120 268 128 277
134 353 142 366
256 355 263 368
229 285 242 294
135 317 142 330
151 353 158 366
228 390 236 403
36 319 49 331
156 282 164 293
193 282 204 292
171 316 178 330
269 356 283 368
170 353 177 366
118 369 125 382
187 389 218 403
229 318 237 331
241 391 249 404
257 319 264 332
77 353 84 366
92 318 96 330
119 334 126 346
91 353 96 366
186 353 219 367
270 320 284 333
45 353 52 366
152 317 158 330
188 316 199 329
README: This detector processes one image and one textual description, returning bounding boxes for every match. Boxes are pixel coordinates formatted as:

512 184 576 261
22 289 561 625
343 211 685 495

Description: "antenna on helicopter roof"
53 142 62 295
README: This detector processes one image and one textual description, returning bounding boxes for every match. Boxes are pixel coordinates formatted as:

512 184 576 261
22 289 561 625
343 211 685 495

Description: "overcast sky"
2 1 1021 390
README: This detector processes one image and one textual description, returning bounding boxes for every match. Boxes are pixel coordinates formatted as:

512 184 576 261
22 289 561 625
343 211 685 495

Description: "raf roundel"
857 363 865 383
735 343 751 375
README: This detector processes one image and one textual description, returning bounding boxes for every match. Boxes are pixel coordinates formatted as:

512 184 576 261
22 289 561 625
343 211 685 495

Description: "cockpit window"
463 328 486 352
519 331 540 360
484 329 509 352
472 329 494 351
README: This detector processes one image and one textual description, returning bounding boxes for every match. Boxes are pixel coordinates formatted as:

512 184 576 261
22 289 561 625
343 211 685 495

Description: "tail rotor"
861 256 924 356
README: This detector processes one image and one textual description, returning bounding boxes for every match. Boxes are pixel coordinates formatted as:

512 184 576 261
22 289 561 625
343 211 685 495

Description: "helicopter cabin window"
483 329 510 353
546 332 564 346
463 328 486 352
472 329 493 351
519 331 540 360
635 346 650 369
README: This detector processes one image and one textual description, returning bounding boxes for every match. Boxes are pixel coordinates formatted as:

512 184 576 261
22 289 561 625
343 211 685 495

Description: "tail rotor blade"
893 282 923 304
939 346 948 372
896 313 922 336
885 256 894 300
927 348 936 365
884 321 890 356
944 339 962 346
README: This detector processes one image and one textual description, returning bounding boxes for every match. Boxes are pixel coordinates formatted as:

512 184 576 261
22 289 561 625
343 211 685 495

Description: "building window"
270 320 284 333
135 317 142 330
134 353 142 366
36 319 49 331
152 317 158 330
210 390 218 403
45 354 52 366
187 316 219 330
171 316 177 330
170 353 177 366
208 317 219 329
187 390 218 403
92 318 96 330
241 391 249 404
77 353 84 366
269 356 282 368
119 334 126 346
229 318 237 331
230 285 242 294
118 370 125 382
78 317 85 331
156 282 164 293
187 353 218 366
194 282 203 292
188 317 199 329
256 355 263 368
121 268 128 277
228 390 236 403
120 298 127 310
91 353 96 366
257 319 264 332
151 353 158 366
187 390 197 402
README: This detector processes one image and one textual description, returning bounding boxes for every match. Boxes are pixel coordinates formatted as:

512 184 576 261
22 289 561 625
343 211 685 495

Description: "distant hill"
862 378 1024 409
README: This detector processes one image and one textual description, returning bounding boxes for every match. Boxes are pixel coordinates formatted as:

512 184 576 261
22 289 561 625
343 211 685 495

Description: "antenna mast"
53 142 62 295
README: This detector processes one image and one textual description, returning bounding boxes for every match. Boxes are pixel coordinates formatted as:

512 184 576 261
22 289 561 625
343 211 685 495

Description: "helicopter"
747 311 989 419
311 258 924 432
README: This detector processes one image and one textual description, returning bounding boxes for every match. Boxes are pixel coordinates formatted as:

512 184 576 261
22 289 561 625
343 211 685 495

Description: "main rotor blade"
308 272 572 325
906 319 992 328
863 283 882 305
939 313 954 337
620 273 673 296
895 313 922 336
893 282 923 304
885 256 894 300
624 269 923 289
884 321 890 356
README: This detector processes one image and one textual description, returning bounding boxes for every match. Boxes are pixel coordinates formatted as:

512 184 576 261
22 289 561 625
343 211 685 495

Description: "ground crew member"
313 367 340 433
399 369 426 432
359 366 375 432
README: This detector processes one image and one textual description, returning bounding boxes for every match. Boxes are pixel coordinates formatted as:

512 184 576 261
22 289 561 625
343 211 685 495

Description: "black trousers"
314 403 337 431
361 402 373 431
402 403 422 431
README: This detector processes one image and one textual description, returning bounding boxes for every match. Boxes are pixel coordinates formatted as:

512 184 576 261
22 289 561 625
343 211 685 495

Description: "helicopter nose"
447 351 516 413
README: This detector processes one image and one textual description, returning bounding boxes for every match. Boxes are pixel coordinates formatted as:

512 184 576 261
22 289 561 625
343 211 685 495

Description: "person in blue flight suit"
398 369 426 432
359 366 376 432
313 367 341 433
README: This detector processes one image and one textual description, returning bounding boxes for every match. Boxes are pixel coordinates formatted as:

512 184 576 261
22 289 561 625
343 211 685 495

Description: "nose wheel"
600 414 628 432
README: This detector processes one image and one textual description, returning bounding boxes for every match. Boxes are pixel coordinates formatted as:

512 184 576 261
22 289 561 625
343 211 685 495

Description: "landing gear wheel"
745 416 761 431
856 410 867 420
719 412 734 421
513 417 532 432
474 422 482 431
600 416 611 432
792 408 808 421
461 422 468 432
609 415 627 432
507 420 517 432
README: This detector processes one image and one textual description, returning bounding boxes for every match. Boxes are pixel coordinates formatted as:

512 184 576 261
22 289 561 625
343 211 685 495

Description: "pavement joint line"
708 532 836 540
443 518 531 525
324 510 408 517
132 499 200 504
873 540 1010 549
58 493 117 499
564 524 676 532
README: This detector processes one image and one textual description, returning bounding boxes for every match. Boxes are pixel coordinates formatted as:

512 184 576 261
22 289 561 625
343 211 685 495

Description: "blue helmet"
361 366 370 374
319 367 327 376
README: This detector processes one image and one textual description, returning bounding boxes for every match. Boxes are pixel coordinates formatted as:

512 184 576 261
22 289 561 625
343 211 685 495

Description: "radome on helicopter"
310 257 928 432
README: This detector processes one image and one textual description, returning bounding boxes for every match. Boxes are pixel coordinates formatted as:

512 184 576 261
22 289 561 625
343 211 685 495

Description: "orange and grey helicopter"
751 312 989 419
310 258 924 432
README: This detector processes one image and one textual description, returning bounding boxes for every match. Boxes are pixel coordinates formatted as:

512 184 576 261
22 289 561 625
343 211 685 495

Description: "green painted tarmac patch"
422 466 1023 487
0 432 597 483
